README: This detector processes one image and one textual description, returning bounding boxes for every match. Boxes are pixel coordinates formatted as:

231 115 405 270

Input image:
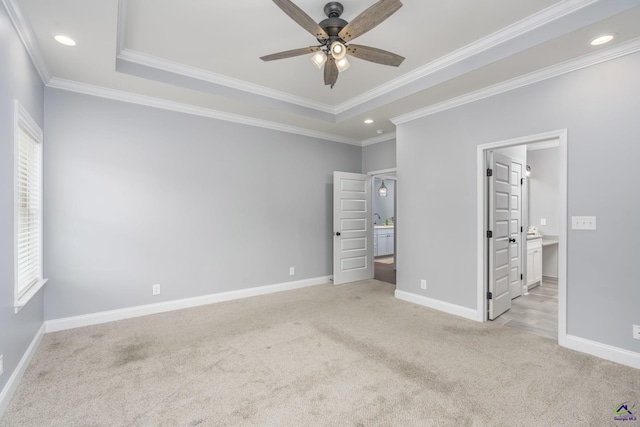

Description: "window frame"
14 100 47 313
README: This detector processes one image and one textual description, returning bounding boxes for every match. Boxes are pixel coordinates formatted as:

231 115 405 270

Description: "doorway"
476 130 567 345
372 171 396 285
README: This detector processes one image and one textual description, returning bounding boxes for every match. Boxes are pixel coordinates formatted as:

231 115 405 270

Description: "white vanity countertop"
374 225 394 229
542 235 559 246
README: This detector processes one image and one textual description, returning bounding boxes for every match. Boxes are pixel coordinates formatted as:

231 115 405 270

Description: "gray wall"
43 89 362 320
373 178 394 225
362 138 396 173
0 5 45 399
528 147 560 236
397 51 640 354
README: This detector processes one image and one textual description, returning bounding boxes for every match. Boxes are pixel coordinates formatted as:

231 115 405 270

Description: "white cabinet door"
533 247 542 284
377 232 389 256
526 239 542 288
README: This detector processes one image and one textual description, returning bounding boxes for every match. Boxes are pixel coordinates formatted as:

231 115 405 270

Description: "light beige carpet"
2 280 639 426
375 256 394 264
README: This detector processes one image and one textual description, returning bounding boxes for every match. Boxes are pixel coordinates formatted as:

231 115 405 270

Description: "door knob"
509 238 516 243
335 232 341 236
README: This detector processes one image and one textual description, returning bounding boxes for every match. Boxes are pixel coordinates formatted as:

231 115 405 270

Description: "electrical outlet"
289 267 295 276
633 325 640 340
571 216 597 230
420 279 427 290
0 354 3 376
152 284 160 296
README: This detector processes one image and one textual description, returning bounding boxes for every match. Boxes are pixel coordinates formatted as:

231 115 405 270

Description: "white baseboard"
0 323 45 418
564 335 640 370
45 276 331 333
394 290 479 322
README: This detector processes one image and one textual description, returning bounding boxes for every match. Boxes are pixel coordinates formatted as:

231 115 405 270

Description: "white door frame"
476 130 567 346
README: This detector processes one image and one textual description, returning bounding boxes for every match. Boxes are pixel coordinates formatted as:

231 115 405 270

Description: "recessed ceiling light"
54 35 76 46
364 119 374 124
590 34 615 46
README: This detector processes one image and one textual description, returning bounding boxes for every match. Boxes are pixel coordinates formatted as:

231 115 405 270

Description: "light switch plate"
571 216 597 230
540 218 546 226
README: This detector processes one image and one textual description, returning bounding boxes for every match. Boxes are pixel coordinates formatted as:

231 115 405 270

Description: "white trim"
361 132 396 147
565 335 640 370
46 78 362 146
13 100 47 314
336 0 600 114
115 0 128 55
45 276 330 333
392 37 640 125
0 323 45 418
394 290 478 322
117 48 336 115
1 0 51 83
475 129 568 337
367 167 397 176
527 139 560 151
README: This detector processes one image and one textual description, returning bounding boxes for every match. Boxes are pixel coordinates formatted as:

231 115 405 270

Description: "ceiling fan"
260 0 404 88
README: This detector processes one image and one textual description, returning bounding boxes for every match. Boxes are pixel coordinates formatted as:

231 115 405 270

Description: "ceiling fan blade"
260 46 321 61
346 44 404 67
272 0 329 41
324 57 338 88
338 0 402 42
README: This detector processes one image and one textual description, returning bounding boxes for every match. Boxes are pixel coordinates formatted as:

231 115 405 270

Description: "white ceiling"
11 0 640 144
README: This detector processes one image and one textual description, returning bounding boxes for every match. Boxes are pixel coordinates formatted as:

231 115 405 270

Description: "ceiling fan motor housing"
319 2 347 43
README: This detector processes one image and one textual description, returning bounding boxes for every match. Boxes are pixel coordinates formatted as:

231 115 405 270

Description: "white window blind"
16 123 42 296
14 100 46 312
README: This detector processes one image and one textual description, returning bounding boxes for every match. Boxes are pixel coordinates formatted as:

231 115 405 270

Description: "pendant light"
378 180 388 197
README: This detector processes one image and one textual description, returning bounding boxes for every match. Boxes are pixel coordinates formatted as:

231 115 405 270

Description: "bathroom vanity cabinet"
374 226 394 257
527 237 542 289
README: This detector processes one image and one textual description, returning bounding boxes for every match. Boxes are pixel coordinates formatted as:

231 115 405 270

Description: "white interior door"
488 152 512 319
509 160 524 299
333 171 373 285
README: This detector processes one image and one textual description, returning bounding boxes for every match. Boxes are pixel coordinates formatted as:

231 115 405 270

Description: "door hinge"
487 230 493 238
487 292 493 300
486 168 493 177
521 178 524 185
521 226 523 233
521 274 523 280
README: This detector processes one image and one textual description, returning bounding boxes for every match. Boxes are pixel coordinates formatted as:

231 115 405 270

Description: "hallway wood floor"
374 256 396 285
493 278 558 340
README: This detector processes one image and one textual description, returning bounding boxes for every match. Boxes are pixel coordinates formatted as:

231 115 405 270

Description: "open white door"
508 159 524 299
488 152 512 319
333 171 373 285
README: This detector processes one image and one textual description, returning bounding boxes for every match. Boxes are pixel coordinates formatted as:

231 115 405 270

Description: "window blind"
16 122 42 297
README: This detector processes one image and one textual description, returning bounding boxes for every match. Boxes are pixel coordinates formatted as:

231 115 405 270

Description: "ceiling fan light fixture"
335 56 350 72
330 41 347 60
311 51 327 69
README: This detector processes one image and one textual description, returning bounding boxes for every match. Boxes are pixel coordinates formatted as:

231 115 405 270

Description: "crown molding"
46 78 361 146
116 0 128 54
392 37 640 125
117 48 337 116
2 0 51 83
362 133 396 147
335 0 600 115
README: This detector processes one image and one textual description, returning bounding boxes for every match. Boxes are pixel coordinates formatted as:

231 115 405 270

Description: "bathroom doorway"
477 129 567 344
372 172 396 285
